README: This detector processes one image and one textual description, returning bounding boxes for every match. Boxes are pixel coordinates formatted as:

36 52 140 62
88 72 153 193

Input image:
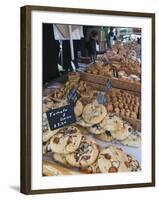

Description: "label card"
105 79 112 91
67 87 80 105
46 104 76 130
97 91 106 105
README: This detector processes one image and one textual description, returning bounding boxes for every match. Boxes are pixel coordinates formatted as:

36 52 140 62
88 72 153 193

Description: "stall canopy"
53 25 84 61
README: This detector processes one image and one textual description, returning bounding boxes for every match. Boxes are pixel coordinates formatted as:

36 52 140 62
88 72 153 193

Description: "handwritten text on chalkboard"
46 105 76 130
67 87 80 105
105 79 112 91
97 91 106 105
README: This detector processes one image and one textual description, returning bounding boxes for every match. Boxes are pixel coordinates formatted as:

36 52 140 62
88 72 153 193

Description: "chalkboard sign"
67 87 80 105
97 91 106 105
105 79 112 91
46 104 76 130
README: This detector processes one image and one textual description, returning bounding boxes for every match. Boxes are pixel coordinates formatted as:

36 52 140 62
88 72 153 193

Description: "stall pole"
68 25 75 61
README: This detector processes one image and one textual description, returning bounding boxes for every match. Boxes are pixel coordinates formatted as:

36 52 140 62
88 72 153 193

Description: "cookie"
111 122 132 141
52 153 70 166
82 102 107 124
80 161 100 173
76 117 93 127
43 161 82 176
43 128 60 142
50 126 82 154
43 97 54 112
98 146 135 173
126 154 141 171
100 114 124 132
43 141 51 154
88 123 105 135
95 130 114 142
65 136 99 167
119 131 141 147
74 100 83 117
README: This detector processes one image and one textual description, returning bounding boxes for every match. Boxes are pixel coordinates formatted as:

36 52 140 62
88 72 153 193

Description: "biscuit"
82 102 107 124
43 129 59 143
98 145 139 173
80 161 101 173
95 130 114 142
65 136 99 167
52 153 70 166
43 161 82 176
50 126 82 154
111 122 132 140
119 131 141 147
76 117 93 127
100 114 124 132
74 100 83 117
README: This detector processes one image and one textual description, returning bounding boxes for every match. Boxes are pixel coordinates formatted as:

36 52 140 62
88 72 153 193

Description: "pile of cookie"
85 62 113 77
105 90 140 119
43 125 141 175
75 101 141 147
50 74 97 100
85 61 140 83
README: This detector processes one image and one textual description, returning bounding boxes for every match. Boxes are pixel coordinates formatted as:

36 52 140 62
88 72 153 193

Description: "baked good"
88 123 105 135
43 141 51 154
76 117 93 127
98 145 140 173
65 136 99 167
100 114 124 132
43 129 59 142
74 100 83 117
50 126 82 154
82 102 107 124
119 131 141 147
43 161 82 176
111 122 132 140
126 154 141 171
80 161 101 173
52 153 69 166
95 130 114 142
43 97 54 112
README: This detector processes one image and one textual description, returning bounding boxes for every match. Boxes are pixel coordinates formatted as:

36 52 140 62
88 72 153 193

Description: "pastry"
65 136 99 168
126 154 141 171
76 117 93 127
111 122 132 140
98 145 140 173
100 114 124 132
43 141 51 154
43 97 54 112
119 131 141 147
50 126 82 154
74 100 83 117
80 161 100 173
43 161 82 176
95 130 114 142
52 153 70 166
43 129 59 142
82 102 107 124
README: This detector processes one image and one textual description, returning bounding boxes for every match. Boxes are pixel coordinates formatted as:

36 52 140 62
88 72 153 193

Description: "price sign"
46 105 76 130
105 79 112 91
67 87 80 105
97 91 106 105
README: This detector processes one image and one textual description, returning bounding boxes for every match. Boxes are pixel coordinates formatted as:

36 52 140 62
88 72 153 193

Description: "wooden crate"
80 72 141 93
83 81 141 131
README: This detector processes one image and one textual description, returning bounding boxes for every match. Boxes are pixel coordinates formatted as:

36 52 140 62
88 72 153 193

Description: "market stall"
42 25 142 176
